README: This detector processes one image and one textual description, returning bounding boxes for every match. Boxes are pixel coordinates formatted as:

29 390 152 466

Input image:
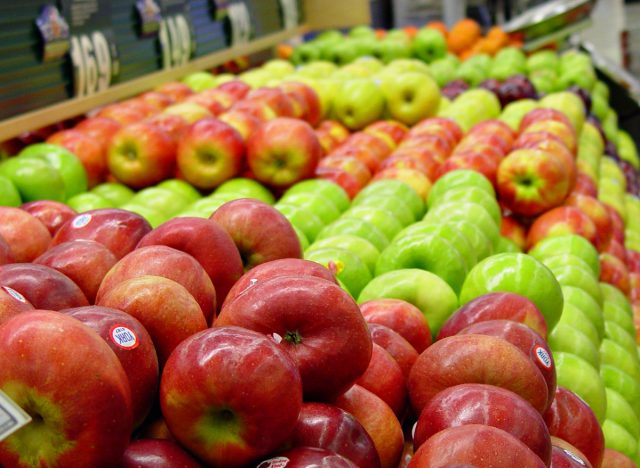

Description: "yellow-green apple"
526 206 598 250
0 263 88 310
423 200 500 248
51 208 152 259
279 192 341 226
497 148 571 217
63 305 158 427
305 246 371 297
108 122 176 189
129 187 190 218
0 174 21 207
354 179 424 221
0 285 33 325
429 186 502 226
414 384 551 465
368 322 418 378
375 233 468 294
96 245 216 324
333 384 404 468
428 168 495 204
159 326 302 466
307 235 379 276
216 275 372 401
0 310 133 466
163 102 212 124
358 268 458 337
458 319 556 405
550 436 594 468
20 200 76 236
549 321 600 368
46 129 107 188
90 182 135 206
601 339 640 389
332 78 385 130
155 179 200 205
34 240 117 303
603 301 636 341
214 178 274 204
288 402 380 467
360 298 431 354
176 118 245 191
601 364 640 422
605 387 640 442
410 424 546 468
0 207 51 262
247 117 322 189
528 234 601 277
122 439 201 468
0 155 66 202
356 342 407 417
438 291 548 340
344 205 403 241
379 72 440 126
317 217 389 252
97 275 207 364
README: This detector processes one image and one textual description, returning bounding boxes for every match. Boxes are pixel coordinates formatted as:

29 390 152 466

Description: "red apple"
600 252 631 296
602 239 628 264
96 245 216 324
122 439 201 468
138 90 176 110
34 239 118 303
247 87 296 117
409 424 546 467
0 263 88 310
356 343 407 417
333 384 404 468
216 275 372 401
0 206 51 262
521 119 577 155
0 235 14 265
107 122 176 188
47 129 107 187
210 198 302 270
317 119 351 146
20 200 77 237
257 447 357 467
315 166 366 199
97 275 207 365
515 131 577 187
154 81 194 102
565 193 613 248
160 326 303 466
247 117 322 189
145 113 190 143
501 214 527 250
628 250 640 274
601 448 636 468
185 88 234 115
408 334 549 415
75 116 121 146
550 436 594 468
400 134 452 160
0 310 133 465
316 154 372 189
364 120 409 146
372 167 431 201
526 205 598 250
454 135 509 161
289 402 381 467
217 79 251 101
380 155 429 176
605 204 626 245
409 117 463 148
437 151 499 187
231 99 277 122
519 108 573 135
119 98 158 118
438 291 548 340
0 285 33 325
384 147 443 182
414 383 551 465
544 386 605 468
360 298 432 353
64 305 159 427
218 109 262 142
467 119 516 149
51 208 152 259
279 81 322 127
572 171 598 197
368 323 418 379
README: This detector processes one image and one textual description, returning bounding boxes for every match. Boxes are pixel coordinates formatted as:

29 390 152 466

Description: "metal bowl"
503 0 596 40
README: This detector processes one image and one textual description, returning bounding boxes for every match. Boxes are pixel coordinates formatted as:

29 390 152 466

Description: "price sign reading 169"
69 31 113 97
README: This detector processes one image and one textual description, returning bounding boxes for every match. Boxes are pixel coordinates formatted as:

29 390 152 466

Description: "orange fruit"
447 18 482 54
403 25 419 39
426 21 448 38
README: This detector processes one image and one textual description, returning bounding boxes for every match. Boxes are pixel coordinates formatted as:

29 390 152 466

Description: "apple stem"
284 330 302 345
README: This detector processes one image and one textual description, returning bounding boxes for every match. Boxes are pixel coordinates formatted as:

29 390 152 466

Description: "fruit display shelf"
2 6 640 467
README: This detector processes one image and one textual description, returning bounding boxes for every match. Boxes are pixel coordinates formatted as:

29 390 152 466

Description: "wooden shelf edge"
0 25 309 143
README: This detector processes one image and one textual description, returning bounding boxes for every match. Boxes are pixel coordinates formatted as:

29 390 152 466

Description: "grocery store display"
1 4 640 465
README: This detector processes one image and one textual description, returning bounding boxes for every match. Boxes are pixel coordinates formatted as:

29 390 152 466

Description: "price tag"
35 4 71 62
227 2 251 46
62 0 119 97
158 0 194 69
0 391 31 442
279 0 299 30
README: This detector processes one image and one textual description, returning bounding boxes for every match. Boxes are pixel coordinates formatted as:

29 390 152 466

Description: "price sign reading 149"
69 31 113 97
159 14 192 69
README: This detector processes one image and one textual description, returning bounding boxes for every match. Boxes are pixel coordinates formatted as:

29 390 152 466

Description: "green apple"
428 186 501 226
277 192 341 226
316 217 389 252
464 53 493 74
304 247 371 298
325 40 361 65
428 58 457 87
352 56 385 74
238 69 272 88
0 157 66 202
343 205 404 242
18 143 88 200
393 221 477 271
526 50 559 73
351 193 415 227
460 252 564 330
332 78 385 130
358 268 458 337
130 187 191 217
306 234 380 275
548 323 600 369
182 71 218 91
499 99 539 131
541 254 597 280
494 47 526 68
292 225 309 251
379 72 440 126
375 233 468 294
119 202 167 228
556 302 601 348
0 175 21 207
602 419 638 458
601 339 640 382
412 27 447 63
290 43 323 66
618 130 640 168
546 263 603 307
591 93 610 122
262 59 296 78
489 62 522 81
383 58 431 76
529 69 559 95
539 92 586 134
66 192 112 212
528 234 600 277
424 218 493 262
593 79 610 101
601 283 633 316
604 301 636 338
348 25 375 39
316 29 344 43
282 179 350 213
183 196 232 218
454 61 486 87
605 321 638 356
371 39 411 64
428 169 496 203
423 201 500 248
495 236 522 253
157 179 202 204
353 179 423 220
274 203 324 243
384 28 411 45
558 67 597 92
600 364 640 420
580 121 606 158
554 351 607 424
606 387 640 439
91 182 135 207
562 285 605 341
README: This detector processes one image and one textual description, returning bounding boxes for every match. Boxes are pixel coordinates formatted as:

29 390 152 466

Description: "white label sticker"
0 390 32 442
2 286 27 303
109 325 139 350
561 448 586 466
257 457 289 468
535 346 552 369
271 332 283 344
71 213 92 229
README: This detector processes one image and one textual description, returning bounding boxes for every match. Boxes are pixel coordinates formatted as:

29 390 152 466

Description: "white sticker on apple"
271 332 283 344
535 346 552 369
71 213 92 229
2 286 27 303
110 325 139 350
257 457 289 468
562 448 586 466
